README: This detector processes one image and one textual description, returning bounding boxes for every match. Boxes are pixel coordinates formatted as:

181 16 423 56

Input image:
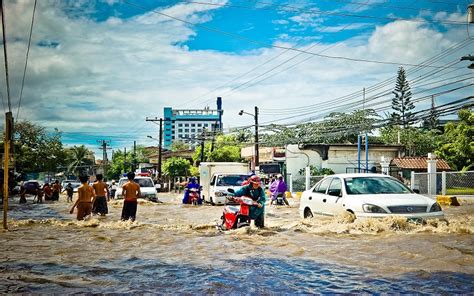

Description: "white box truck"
199 162 249 205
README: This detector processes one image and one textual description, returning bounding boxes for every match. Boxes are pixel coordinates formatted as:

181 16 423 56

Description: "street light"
239 106 259 171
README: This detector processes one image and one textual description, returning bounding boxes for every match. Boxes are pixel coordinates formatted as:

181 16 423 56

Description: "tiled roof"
391 157 451 170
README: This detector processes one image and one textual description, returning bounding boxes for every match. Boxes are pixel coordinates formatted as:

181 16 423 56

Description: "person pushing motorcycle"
232 175 266 228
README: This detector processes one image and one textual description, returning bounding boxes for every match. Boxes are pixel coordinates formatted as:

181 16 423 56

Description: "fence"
286 174 325 192
412 171 474 196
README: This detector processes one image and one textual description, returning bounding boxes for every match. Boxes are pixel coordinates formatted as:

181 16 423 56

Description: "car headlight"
362 204 387 213
215 191 225 197
429 202 442 212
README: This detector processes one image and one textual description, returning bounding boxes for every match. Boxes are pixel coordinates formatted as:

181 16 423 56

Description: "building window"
191 129 195 132
178 129 183 133
185 129 189 132
172 136 175 139
204 123 209 127
178 123 182 127
185 124 189 127
191 123 196 127
198 129 202 133
197 123 202 127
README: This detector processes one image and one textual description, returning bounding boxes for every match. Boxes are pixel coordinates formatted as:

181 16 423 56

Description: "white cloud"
2 1 471 156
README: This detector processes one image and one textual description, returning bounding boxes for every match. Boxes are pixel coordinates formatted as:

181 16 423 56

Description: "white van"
115 176 158 202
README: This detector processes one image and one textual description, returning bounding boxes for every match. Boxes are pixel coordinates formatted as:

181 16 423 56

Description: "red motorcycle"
219 189 257 230
188 188 200 205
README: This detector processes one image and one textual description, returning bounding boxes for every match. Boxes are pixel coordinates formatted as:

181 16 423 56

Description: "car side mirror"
413 189 420 194
227 188 235 193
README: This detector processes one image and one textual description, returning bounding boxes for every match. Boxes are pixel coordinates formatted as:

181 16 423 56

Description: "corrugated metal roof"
391 157 451 170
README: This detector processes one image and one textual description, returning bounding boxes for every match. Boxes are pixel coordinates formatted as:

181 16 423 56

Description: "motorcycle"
188 187 200 205
219 188 257 230
271 193 285 206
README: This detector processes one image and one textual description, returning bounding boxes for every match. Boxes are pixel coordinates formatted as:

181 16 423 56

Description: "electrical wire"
123 1 464 70
16 0 37 121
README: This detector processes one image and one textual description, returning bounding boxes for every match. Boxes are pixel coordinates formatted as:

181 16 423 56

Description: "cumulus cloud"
1 1 471 154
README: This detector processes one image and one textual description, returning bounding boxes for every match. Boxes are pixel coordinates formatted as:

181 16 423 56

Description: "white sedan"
299 173 444 220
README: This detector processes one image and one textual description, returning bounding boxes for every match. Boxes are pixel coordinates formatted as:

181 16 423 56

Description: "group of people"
69 172 141 222
19 180 62 204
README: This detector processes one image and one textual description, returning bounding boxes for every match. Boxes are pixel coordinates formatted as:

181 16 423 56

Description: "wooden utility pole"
146 117 163 181
3 112 12 229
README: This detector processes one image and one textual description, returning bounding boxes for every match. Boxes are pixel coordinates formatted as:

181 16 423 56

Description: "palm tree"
66 145 94 176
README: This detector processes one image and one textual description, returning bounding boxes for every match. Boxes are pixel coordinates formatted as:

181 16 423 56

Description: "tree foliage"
435 109 473 171
298 165 335 176
170 140 190 152
162 157 191 177
192 134 244 163
380 126 438 156
261 109 379 146
14 120 67 174
65 145 95 176
390 67 415 128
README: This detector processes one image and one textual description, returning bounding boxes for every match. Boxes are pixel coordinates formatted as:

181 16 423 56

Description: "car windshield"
344 176 412 195
118 178 153 187
70 183 81 188
216 175 247 186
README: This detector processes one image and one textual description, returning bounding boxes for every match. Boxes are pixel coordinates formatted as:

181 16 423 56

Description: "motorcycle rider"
182 177 202 205
233 175 266 228
270 174 289 206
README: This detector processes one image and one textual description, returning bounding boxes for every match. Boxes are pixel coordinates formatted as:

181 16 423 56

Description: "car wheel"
346 210 356 222
304 208 313 219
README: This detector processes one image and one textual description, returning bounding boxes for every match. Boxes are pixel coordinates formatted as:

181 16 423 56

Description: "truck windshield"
216 175 247 186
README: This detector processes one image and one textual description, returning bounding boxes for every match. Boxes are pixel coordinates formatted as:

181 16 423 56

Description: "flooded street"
1 193 473 294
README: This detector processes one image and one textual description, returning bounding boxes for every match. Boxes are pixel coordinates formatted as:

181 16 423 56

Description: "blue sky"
2 0 473 159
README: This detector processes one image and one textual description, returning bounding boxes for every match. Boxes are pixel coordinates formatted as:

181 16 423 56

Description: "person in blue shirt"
182 177 202 205
233 175 266 228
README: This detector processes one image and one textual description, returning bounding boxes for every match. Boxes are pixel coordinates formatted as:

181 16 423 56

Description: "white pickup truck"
199 162 249 205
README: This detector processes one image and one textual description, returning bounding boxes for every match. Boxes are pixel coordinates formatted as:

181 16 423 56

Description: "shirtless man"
121 172 141 222
92 174 110 216
70 175 96 220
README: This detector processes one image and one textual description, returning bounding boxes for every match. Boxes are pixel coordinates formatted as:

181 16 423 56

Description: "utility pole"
97 140 111 177
124 147 127 173
3 112 12 229
133 141 137 172
146 117 163 181
210 121 217 154
200 129 206 163
254 106 259 171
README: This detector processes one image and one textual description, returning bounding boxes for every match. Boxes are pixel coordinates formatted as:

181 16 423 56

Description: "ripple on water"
1 258 473 294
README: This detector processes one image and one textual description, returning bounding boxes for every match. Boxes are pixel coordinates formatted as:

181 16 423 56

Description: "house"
285 143 404 177
391 156 451 179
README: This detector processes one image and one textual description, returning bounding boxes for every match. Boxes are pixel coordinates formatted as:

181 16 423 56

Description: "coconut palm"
66 145 94 176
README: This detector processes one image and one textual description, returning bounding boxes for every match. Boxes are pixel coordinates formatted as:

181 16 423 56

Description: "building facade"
163 97 223 149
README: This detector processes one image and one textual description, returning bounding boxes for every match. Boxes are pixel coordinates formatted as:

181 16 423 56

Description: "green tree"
163 157 191 177
298 165 335 176
436 109 473 171
170 140 190 152
390 67 415 128
106 149 132 180
66 145 94 176
14 120 67 174
262 109 379 146
192 134 244 163
380 126 439 156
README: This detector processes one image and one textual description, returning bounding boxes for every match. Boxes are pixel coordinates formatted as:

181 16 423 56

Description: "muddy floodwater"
1 193 473 294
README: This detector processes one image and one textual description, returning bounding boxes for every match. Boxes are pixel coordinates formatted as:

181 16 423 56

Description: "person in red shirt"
121 172 141 222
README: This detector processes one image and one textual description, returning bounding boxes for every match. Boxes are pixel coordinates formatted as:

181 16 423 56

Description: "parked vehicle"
299 173 444 221
22 180 41 195
219 189 256 230
115 176 158 202
199 162 249 205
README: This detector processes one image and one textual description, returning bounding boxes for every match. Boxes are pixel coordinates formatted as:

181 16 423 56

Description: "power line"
123 1 464 69
17 0 37 121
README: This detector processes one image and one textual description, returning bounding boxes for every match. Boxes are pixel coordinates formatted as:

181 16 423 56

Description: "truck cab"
199 162 249 205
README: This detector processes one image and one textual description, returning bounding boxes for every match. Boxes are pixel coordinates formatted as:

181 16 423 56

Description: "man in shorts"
70 175 96 220
121 172 141 222
92 174 110 216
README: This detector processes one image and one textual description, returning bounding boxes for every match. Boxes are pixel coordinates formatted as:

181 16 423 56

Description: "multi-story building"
163 97 223 149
